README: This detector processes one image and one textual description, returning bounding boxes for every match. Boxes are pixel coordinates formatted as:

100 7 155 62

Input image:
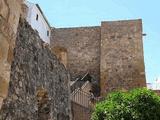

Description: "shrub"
91 88 160 120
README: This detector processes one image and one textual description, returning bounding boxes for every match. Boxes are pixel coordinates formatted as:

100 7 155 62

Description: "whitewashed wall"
25 2 51 44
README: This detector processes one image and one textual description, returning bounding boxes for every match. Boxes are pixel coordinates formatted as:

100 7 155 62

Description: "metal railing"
71 88 90 108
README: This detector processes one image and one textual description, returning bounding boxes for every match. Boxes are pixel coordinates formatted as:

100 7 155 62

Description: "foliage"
91 88 160 120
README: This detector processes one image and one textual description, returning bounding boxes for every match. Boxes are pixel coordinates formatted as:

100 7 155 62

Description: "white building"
25 1 51 44
147 77 160 90
147 83 153 90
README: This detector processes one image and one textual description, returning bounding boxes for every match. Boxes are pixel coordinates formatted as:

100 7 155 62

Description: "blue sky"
28 0 160 83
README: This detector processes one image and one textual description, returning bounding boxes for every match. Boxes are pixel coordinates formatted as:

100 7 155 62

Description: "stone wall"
0 19 71 120
0 0 23 109
51 27 101 81
100 20 146 95
71 101 91 120
51 19 146 96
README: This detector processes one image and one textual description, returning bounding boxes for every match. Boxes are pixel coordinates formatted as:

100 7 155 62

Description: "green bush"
91 88 160 120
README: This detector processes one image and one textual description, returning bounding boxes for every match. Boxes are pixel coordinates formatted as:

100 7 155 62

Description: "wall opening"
52 46 68 68
47 30 49 36
36 14 39 21
36 87 51 120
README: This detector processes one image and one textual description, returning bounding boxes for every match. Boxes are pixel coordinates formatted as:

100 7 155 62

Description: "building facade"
25 1 51 44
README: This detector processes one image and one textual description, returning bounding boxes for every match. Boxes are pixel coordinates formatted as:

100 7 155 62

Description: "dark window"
36 14 38 21
47 30 49 36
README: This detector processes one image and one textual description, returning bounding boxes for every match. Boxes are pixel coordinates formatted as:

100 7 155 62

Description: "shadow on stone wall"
0 18 71 120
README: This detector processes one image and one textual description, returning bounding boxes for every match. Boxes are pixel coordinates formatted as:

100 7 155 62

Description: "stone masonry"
0 19 71 120
51 19 146 96
100 20 146 95
0 1 146 120
0 0 23 109
51 27 101 82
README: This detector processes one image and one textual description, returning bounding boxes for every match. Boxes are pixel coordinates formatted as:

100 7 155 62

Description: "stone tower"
100 19 146 96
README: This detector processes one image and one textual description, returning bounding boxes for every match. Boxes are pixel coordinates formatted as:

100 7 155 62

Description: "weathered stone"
0 97 3 109
0 0 9 19
0 0 23 108
51 19 146 96
0 19 71 120
0 76 9 99
51 27 101 82
100 20 146 95
52 47 68 68
36 87 51 120
0 35 10 81
0 1 146 119
19 81 23 87
12 94 18 100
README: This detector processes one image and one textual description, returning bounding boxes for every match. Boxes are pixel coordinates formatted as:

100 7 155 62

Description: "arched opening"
52 46 68 68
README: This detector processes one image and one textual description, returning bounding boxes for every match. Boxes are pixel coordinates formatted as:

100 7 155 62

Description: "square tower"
100 19 146 96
